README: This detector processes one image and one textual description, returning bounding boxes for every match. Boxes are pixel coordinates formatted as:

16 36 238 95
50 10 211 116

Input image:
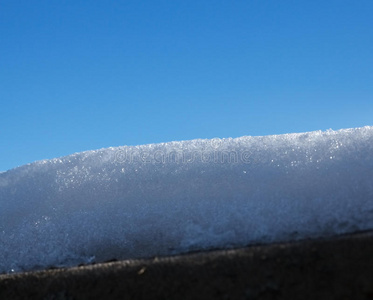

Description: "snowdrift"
1 127 373 273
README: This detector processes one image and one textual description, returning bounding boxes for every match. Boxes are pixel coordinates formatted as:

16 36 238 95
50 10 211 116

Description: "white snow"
1 126 373 274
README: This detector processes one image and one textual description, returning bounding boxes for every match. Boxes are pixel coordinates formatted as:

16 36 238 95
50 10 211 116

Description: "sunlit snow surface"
1 127 373 274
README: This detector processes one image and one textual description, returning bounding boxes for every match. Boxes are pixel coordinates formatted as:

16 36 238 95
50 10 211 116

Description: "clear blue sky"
1 1 372 171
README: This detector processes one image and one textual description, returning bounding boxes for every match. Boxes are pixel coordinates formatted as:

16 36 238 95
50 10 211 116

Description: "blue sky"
1 0 372 171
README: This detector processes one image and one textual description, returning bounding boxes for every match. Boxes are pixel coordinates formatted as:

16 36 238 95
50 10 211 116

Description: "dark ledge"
1 231 373 300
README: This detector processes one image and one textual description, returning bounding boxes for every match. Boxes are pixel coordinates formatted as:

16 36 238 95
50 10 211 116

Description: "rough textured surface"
1 231 373 300
2 126 373 273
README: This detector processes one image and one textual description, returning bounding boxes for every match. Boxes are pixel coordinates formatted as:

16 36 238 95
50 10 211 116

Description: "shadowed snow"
1 126 373 273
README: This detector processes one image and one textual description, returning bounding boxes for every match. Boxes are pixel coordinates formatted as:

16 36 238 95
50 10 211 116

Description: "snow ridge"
1 126 373 274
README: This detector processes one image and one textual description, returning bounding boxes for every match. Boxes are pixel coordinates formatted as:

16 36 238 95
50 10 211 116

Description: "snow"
1 126 373 274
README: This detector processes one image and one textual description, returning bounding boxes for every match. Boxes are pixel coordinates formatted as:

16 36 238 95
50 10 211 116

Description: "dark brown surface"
1 231 373 300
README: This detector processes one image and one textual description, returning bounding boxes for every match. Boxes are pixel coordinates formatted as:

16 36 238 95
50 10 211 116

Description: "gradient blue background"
1 0 372 171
